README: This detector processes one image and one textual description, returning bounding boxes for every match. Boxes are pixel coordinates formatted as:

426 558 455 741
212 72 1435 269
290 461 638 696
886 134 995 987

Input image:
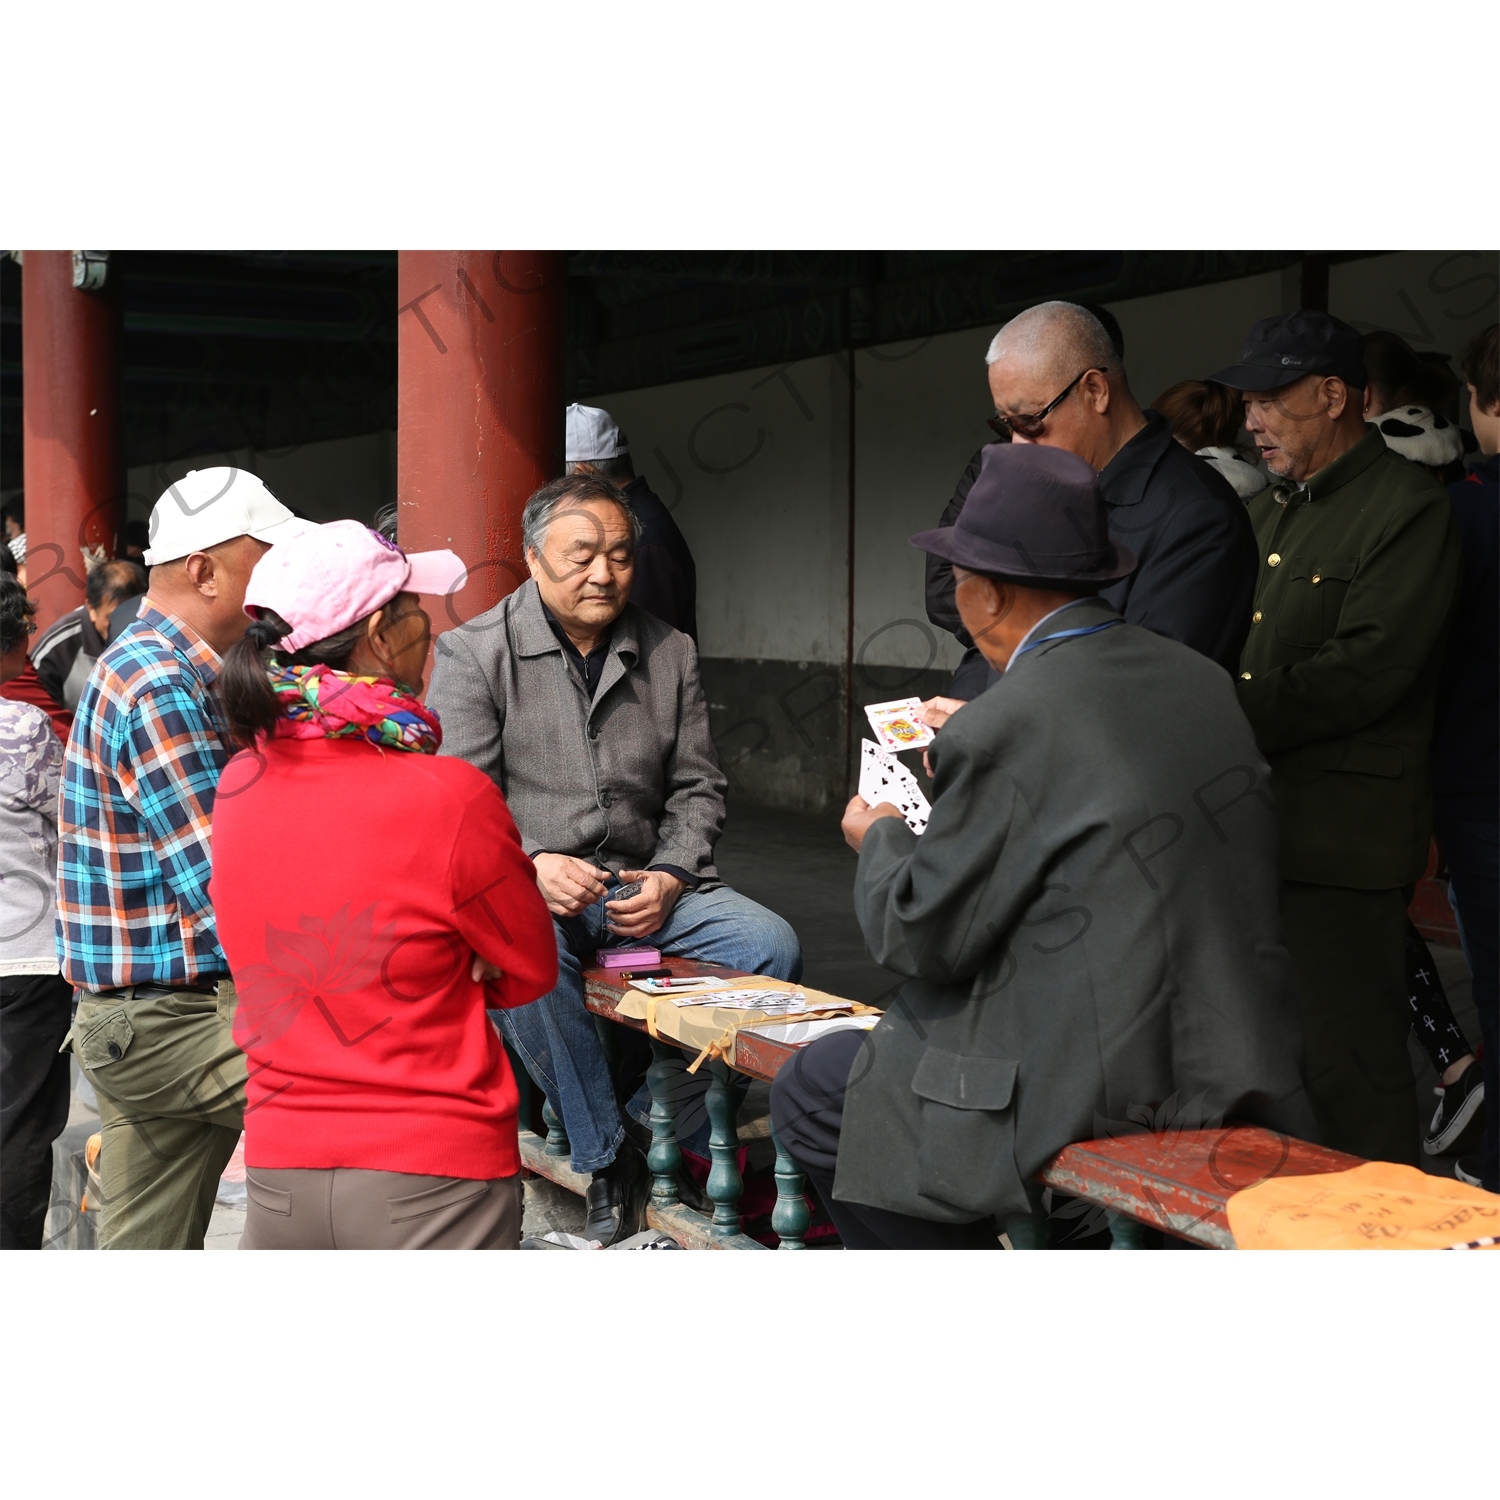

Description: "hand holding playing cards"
918 696 967 732
858 739 932 836
842 795 904 852
534 853 611 917
606 869 684 939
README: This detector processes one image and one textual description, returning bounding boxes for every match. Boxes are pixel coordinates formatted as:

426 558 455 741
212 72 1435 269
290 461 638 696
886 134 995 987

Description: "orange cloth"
1226 1161 1500 1249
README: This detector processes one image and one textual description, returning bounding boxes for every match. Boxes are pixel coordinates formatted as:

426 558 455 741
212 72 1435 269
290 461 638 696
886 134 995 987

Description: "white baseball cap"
565 403 629 463
143 467 309 566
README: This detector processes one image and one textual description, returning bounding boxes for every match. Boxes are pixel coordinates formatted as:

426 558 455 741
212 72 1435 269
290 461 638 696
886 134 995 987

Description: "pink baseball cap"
243 520 466 653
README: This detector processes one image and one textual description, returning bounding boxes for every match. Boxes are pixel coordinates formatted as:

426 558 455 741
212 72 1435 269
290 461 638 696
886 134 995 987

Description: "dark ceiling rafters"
1 249 1378 489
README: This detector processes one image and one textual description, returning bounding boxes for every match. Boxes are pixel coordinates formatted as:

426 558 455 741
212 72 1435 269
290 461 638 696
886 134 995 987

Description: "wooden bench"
1033 1128 1362 1248
517 955 817 1249
519 957 1361 1250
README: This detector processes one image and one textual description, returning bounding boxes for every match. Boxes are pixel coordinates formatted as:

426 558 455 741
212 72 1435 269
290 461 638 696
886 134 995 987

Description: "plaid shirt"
56 603 232 989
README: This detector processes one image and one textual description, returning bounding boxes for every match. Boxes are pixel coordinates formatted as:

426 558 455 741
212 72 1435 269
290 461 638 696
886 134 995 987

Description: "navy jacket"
1433 453 1499 818
624 476 698 644
926 413 1258 695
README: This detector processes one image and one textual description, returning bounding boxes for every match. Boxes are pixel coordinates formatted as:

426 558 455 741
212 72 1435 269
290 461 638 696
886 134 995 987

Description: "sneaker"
1424 1059 1485 1155
1453 1155 1482 1188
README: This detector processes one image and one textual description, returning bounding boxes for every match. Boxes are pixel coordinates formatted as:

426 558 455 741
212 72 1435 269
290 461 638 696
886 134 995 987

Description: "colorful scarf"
269 663 442 754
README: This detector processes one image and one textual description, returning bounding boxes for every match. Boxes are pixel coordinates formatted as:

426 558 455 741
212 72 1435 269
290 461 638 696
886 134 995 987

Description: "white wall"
1331 250 1498 354
599 357 852 665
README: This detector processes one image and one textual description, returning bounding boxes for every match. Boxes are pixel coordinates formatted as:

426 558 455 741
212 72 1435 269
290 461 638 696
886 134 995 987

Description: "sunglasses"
988 368 1102 440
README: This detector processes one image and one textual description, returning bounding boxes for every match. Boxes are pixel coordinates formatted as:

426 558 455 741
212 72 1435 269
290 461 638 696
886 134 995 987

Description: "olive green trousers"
71 983 247 1250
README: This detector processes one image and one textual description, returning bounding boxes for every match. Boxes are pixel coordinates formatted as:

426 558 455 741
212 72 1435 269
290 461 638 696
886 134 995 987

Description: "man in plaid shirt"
60 469 303 1249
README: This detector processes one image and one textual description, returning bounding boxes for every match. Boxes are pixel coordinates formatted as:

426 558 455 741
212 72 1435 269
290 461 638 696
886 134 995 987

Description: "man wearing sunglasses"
926 301 1257 699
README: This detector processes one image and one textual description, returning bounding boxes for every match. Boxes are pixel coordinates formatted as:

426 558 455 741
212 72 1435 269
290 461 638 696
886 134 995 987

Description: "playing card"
859 740 900 805
864 697 935 752
858 739 930 835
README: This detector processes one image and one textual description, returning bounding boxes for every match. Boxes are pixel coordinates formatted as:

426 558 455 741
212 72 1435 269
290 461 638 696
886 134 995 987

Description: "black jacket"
926 414 1258 694
624 476 698 643
1432 453 1497 818
31 607 105 711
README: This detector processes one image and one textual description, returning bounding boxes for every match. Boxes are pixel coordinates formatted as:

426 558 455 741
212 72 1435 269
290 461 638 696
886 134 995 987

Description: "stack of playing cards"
864 697 935 752
859 739 931 835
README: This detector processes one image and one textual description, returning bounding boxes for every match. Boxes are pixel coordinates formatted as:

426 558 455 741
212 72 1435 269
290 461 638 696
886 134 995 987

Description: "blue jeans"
1433 812 1498 1192
496 881 802 1174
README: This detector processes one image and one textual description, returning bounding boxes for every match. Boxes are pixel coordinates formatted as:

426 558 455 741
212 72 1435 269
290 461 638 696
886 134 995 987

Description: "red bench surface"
1041 1128 1364 1248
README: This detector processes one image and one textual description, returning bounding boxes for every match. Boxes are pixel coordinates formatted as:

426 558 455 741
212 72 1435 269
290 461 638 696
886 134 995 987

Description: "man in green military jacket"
1210 311 1461 1166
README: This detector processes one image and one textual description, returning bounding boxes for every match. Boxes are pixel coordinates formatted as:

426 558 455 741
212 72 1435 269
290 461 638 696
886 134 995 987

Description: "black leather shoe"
582 1147 647 1247
672 1162 711 1215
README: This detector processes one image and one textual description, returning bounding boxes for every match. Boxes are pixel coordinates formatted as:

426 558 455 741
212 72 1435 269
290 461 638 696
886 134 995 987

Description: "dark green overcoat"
1236 429 1462 889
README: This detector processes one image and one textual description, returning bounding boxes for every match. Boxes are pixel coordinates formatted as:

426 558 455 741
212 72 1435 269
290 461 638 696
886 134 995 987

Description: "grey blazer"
426 580 726 883
835 597 1319 1224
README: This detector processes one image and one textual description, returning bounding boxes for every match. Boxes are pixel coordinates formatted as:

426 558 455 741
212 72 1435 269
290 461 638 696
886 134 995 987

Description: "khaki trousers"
71 983 247 1250
1280 882 1419 1166
240 1168 522 1249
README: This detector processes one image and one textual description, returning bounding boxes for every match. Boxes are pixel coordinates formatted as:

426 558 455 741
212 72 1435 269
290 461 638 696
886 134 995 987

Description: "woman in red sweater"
212 521 557 1249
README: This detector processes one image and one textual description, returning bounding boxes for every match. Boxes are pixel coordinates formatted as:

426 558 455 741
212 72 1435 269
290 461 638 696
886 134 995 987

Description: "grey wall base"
702 655 952 813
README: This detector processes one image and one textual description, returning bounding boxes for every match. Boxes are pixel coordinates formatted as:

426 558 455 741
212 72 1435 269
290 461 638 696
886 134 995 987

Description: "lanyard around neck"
1011 618 1121 662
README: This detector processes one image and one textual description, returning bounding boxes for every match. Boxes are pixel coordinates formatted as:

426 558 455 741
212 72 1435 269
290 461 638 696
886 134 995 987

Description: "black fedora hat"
910 443 1136 587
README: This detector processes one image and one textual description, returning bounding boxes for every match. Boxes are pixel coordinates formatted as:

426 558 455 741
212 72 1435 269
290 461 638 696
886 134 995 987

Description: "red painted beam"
396 251 565 656
21 251 122 636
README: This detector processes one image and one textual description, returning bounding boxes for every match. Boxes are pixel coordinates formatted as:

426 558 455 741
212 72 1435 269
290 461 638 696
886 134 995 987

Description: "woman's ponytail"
219 608 293 748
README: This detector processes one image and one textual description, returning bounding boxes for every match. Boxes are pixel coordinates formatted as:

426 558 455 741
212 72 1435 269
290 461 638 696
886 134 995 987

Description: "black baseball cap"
910 444 1136 588
1208 310 1367 394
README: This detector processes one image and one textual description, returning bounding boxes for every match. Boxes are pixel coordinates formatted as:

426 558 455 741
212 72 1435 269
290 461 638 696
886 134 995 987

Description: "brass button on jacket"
1252 610 1263 624
1267 552 1282 567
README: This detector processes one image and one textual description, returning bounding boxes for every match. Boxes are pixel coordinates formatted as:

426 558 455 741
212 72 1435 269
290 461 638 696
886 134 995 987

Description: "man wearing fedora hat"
770 444 1315 1248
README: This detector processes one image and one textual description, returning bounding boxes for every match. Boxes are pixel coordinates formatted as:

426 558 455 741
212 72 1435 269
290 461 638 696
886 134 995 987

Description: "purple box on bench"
597 947 661 969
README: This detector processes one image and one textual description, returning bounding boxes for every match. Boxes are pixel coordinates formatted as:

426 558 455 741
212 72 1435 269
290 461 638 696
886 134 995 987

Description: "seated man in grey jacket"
427 473 800 1245
771 443 1317 1249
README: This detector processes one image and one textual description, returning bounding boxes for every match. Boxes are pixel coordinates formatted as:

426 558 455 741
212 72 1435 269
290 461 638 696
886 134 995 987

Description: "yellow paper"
1226 1160 1500 1249
612 980 870 1068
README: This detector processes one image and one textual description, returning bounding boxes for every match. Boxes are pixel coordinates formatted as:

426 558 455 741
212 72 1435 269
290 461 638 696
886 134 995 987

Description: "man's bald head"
986 301 1121 388
984 301 1146 470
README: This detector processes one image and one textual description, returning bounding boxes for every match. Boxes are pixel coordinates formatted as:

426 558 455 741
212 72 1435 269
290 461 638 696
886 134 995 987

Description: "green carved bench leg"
1005 1182 1049 1249
646 1040 682 1208
541 1098 569 1159
1109 1213 1147 1249
705 1058 744 1235
770 1129 809 1250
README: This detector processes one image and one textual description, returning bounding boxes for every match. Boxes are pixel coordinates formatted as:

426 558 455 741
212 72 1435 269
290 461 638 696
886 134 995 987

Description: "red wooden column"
396 251 565 642
22 251 122 636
